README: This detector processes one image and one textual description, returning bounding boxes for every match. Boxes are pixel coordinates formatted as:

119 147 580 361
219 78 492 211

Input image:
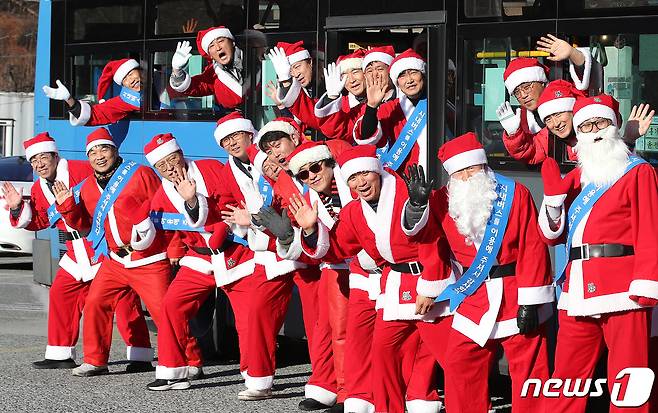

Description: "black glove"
401 164 434 207
516 304 539 334
256 206 294 244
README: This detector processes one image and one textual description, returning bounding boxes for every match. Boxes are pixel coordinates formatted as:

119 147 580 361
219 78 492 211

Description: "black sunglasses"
296 161 324 181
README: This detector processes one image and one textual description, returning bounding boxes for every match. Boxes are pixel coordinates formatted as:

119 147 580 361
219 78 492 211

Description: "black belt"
192 246 222 256
389 261 423 275
462 262 516 279
569 244 634 261
64 231 82 241
114 245 134 258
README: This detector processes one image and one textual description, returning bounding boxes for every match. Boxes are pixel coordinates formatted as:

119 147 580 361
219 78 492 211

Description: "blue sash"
555 156 646 282
379 98 427 171
150 211 248 247
119 86 141 107
87 161 140 260
47 181 85 228
436 173 516 311
259 176 273 207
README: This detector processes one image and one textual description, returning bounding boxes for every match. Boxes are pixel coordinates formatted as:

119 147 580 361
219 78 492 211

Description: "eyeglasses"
578 118 611 133
513 82 535 98
220 132 248 147
154 153 182 170
296 161 324 181
29 153 53 167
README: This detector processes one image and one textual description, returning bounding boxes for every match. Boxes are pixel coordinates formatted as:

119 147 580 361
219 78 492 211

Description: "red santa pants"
245 265 324 393
155 266 254 379
443 324 549 413
45 267 151 361
548 309 652 413
371 310 452 413
82 258 171 366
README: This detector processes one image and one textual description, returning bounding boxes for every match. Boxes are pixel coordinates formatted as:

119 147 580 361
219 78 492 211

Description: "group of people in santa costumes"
11 20 658 413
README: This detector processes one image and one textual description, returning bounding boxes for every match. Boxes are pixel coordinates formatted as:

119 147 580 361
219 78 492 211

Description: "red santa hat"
286 142 333 175
276 41 311 65
144 133 181 166
214 112 258 146
86 128 117 154
24 132 58 161
97 58 140 100
247 144 268 174
389 48 426 82
196 26 234 59
361 45 395 70
572 94 621 131
438 132 488 176
537 80 584 121
256 117 302 143
503 58 549 95
337 49 365 74
337 144 382 180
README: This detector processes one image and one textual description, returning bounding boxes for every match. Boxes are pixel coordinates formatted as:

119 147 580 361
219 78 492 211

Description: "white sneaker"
188 366 204 380
71 363 109 377
238 388 273 401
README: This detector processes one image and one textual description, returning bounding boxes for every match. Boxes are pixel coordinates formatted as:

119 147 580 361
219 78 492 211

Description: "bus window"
254 0 316 31
69 52 140 104
152 0 246 36
67 0 143 43
460 0 556 22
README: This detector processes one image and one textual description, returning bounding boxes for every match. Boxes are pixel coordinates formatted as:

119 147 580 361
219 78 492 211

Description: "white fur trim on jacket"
244 372 274 391
344 398 375 413
442 148 488 176
170 71 192 93
504 66 548 95
628 280 658 301
416 277 451 299
538 199 565 240
304 384 337 406
126 346 154 362
353 116 383 145
59 253 100 282
302 221 331 260
518 285 556 305
109 251 167 268
401 200 429 237
69 100 92 126
12 201 32 229
569 47 592 91
183 195 209 228
145 139 181 166
130 217 157 251
277 78 303 109
288 145 332 175
45 345 75 361
379 269 452 322
314 93 342 118
406 399 443 413
276 227 303 261
155 365 188 380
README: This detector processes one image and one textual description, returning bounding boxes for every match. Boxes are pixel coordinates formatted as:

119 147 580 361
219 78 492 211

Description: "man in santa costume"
169 26 246 109
496 35 594 150
2 132 152 370
402 132 554 412
353 48 429 175
43 58 142 127
140 132 255 391
274 145 454 413
54 128 172 376
361 46 397 103
314 49 367 141
537 93 658 413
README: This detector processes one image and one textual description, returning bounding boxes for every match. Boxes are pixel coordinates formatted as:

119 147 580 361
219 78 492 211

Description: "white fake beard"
574 125 630 187
448 169 498 246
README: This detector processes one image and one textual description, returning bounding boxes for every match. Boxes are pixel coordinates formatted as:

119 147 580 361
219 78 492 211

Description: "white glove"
324 62 345 98
42 80 71 101
496 102 521 135
267 47 291 82
172 40 193 70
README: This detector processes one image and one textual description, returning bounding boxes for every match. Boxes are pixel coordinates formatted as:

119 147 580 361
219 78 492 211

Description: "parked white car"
0 156 35 254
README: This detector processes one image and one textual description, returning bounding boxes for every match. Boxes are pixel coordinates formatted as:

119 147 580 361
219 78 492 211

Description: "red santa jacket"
150 159 254 286
10 158 100 281
277 79 321 130
405 179 554 346
314 92 364 141
69 96 139 127
538 162 658 317
301 169 454 321
504 126 577 165
57 164 168 268
353 94 427 174
171 63 244 109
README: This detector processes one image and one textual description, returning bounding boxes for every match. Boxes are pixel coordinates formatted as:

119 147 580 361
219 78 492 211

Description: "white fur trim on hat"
288 145 332 175
113 59 140 85
25 141 58 161
573 104 618 130
390 57 426 83
339 58 363 74
340 157 382 181
256 120 297 142
253 150 268 173
362 52 393 70
442 148 488 176
214 118 256 146
288 49 311 65
201 28 234 53
86 139 116 154
504 66 547 94
537 97 576 121
146 139 181 165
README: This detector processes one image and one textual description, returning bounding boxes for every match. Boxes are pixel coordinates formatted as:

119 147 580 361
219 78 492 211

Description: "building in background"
0 92 34 156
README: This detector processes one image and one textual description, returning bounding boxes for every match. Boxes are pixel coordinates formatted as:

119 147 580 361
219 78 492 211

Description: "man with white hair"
402 132 554 413
538 94 658 413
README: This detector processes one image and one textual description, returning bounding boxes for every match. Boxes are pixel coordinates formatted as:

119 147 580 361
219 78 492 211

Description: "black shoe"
147 378 191 391
299 398 332 411
324 403 343 413
125 361 155 373
32 358 77 369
